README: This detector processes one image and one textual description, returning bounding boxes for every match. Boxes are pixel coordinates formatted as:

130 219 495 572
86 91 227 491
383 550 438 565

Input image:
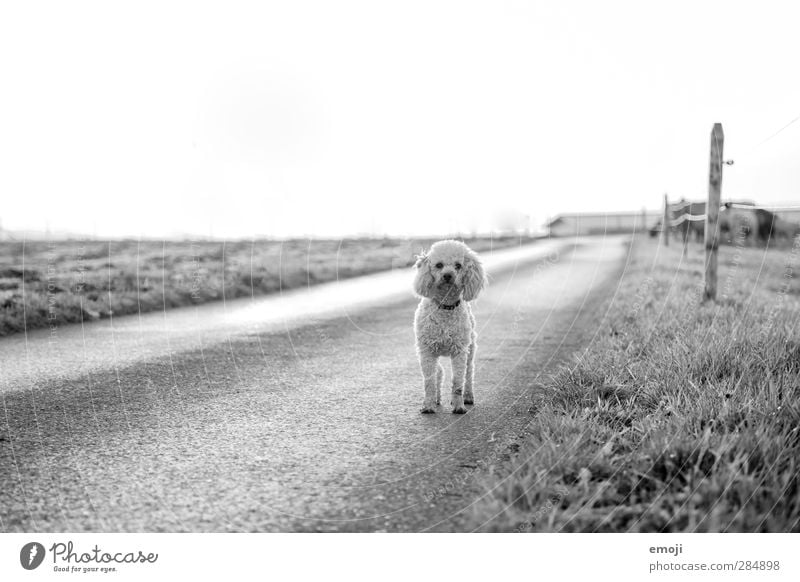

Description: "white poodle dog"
413 240 487 414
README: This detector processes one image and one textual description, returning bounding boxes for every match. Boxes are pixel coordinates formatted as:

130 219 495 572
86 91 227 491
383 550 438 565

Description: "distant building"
546 211 660 237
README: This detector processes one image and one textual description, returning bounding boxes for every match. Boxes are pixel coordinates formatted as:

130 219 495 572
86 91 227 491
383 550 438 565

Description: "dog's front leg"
436 363 444 405
464 341 476 405
419 351 439 413
450 351 469 414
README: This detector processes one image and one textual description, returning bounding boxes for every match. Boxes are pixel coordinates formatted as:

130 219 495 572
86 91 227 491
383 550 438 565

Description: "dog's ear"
413 252 435 298
462 250 487 301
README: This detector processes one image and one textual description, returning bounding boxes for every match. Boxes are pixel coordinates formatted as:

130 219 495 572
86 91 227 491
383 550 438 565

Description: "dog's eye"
455 263 462 270
435 262 443 269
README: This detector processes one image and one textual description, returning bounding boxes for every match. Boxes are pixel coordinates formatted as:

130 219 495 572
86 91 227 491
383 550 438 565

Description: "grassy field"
471 235 800 532
0 235 528 337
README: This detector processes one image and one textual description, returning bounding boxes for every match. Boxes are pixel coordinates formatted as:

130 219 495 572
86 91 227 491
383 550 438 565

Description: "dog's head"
413 240 486 302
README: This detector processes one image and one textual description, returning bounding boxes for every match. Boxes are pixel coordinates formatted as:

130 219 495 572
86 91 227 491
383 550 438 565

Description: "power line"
727 111 800 165
752 112 800 150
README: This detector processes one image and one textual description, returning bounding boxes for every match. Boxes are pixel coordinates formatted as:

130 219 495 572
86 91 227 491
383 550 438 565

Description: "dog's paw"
452 405 467 414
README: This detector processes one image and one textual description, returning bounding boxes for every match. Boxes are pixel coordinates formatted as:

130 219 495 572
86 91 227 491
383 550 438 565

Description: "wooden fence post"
704 123 724 301
662 193 670 246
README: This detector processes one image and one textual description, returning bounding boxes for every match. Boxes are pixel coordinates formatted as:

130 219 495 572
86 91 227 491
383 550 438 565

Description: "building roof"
545 210 659 227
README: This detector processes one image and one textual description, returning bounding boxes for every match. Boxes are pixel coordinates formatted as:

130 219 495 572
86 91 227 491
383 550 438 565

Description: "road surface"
0 236 628 532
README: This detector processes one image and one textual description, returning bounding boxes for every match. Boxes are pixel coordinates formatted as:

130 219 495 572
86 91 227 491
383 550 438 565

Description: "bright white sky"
2 0 799 238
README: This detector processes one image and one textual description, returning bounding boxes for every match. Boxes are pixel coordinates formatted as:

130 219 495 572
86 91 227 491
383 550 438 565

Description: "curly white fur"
412 240 487 413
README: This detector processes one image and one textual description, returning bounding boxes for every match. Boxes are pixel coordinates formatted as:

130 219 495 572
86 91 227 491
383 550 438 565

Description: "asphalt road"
0 236 628 532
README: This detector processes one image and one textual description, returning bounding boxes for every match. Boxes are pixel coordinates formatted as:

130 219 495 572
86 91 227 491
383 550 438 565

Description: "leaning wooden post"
704 123 724 301
662 193 670 246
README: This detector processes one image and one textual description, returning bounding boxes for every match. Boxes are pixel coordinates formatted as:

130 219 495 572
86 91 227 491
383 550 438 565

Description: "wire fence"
665 202 800 228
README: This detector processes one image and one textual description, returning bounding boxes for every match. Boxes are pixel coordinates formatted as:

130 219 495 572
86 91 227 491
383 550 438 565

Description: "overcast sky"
1 0 799 238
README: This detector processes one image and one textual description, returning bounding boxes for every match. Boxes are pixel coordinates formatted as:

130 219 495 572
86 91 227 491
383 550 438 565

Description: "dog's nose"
443 273 453 282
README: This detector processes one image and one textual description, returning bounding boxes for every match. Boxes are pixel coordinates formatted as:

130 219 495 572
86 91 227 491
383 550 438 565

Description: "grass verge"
0 235 528 337
471 235 800 532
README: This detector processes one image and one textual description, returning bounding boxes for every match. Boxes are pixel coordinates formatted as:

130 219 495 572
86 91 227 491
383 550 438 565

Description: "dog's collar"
437 300 461 310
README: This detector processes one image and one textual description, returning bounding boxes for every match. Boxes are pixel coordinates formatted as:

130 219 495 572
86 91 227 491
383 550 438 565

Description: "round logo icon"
20 542 46 570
